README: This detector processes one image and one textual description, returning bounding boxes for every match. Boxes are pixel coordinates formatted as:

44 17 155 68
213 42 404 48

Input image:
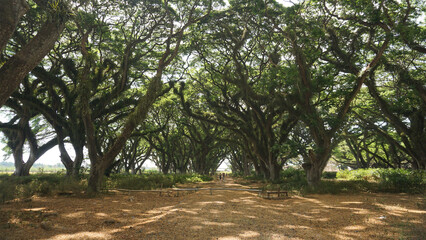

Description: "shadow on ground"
1 178 425 240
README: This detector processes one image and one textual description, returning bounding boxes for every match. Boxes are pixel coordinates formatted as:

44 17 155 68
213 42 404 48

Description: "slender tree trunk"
12 119 26 176
72 146 85 177
13 145 25 176
57 133 73 175
243 154 250 176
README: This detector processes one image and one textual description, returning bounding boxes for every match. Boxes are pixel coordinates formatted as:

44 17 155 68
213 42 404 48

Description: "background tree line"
0 0 424 192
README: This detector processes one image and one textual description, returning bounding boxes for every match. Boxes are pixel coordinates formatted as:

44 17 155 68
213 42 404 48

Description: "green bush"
279 168 307 191
335 168 425 193
106 173 212 190
57 177 87 192
322 171 337 179
242 168 425 194
30 179 52 196
0 174 87 202
336 168 379 181
304 180 376 194
0 179 16 203
376 169 425 193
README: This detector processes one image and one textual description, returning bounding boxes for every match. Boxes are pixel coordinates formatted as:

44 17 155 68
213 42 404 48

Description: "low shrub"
303 180 376 194
335 168 425 193
0 174 87 202
279 168 307 191
242 168 425 195
106 173 212 190
0 178 16 203
322 171 337 179
376 169 425 193
336 168 379 181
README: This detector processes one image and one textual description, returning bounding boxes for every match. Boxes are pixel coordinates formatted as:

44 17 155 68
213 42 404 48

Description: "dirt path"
1 178 425 240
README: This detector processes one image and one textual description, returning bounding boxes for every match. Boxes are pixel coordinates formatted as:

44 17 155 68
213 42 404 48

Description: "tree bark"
0 0 29 52
302 148 331 187
0 11 66 106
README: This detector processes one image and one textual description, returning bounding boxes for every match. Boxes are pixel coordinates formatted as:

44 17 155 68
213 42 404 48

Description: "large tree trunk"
302 149 331 186
87 159 109 193
0 12 66 106
0 0 29 52
20 155 35 176
304 163 322 186
85 76 164 192
268 161 281 182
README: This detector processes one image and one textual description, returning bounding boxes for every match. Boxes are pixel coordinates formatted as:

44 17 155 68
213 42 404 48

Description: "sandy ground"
0 178 425 240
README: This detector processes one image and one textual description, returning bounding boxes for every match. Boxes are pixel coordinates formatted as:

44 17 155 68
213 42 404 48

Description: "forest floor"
0 177 425 240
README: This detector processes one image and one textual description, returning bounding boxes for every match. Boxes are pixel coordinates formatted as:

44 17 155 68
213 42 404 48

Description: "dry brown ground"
1 178 425 240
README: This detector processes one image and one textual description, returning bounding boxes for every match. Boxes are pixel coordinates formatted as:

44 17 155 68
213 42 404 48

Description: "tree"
179 1 298 180
106 136 152 175
267 0 401 185
0 96 57 176
78 0 213 193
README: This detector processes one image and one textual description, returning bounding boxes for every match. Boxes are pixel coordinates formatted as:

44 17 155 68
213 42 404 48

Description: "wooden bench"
262 189 288 199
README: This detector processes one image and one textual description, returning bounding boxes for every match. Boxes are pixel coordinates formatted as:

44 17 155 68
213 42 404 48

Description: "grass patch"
0 174 87 203
0 172 212 202
242 168 425 195
106 173 212 190
337 168 425 194
303 179 377 194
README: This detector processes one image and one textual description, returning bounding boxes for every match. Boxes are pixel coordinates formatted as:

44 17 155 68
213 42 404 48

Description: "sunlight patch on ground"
343 225 367 231
217 236 240 240
124 205 180 228
374 203 426 214
179 208 200 215
120 209 133 213
230 210 242 215
315 217 330 222
145 205 175 214
63 211 86 218
22 207 46 212
409 219 422 224
50 232 111 240
202 220 236 226
269 233 302 239
190 225 203 230
281 224 310 229
291 212 314 219
195 201 227 207
238 230 260 237
94 212 109 218
341 201 364 204
209 209 221 214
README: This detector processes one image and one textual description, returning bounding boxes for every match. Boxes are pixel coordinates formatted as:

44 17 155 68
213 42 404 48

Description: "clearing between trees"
1 177 424 240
